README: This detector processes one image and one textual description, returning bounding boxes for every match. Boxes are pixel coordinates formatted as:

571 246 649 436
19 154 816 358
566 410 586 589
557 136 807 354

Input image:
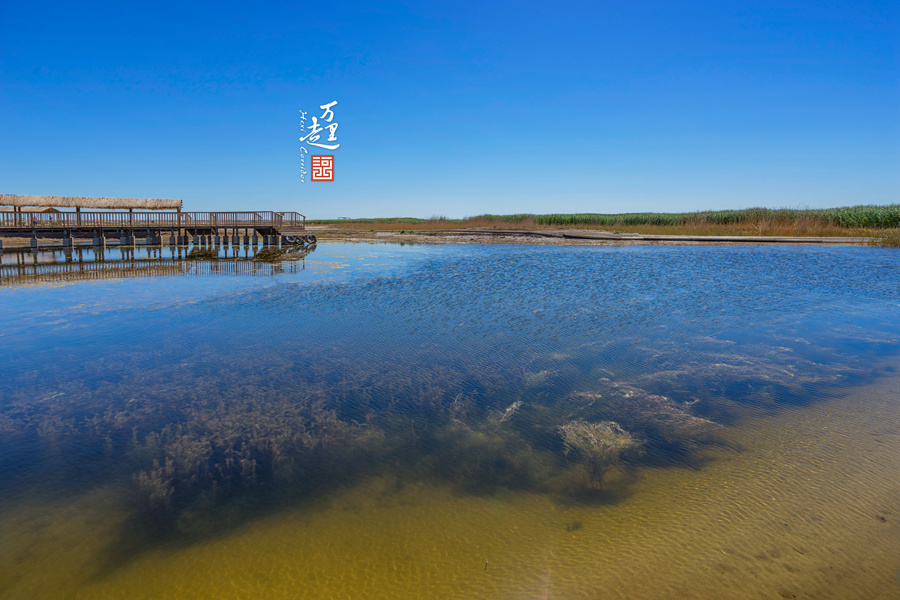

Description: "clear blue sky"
1 1 897 218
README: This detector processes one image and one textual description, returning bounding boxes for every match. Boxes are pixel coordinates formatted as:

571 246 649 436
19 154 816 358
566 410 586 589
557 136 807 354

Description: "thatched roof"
0 195 182 210
0 206 60 213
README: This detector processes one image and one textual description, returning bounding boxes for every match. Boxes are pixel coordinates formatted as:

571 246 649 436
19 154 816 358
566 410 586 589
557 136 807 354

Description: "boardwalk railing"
0 211 306 230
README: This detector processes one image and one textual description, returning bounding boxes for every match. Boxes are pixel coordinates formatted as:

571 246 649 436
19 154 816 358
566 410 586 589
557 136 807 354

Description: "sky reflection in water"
0 242 898 598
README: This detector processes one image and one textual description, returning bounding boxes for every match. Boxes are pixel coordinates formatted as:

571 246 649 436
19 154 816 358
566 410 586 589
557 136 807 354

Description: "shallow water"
0 242 898 599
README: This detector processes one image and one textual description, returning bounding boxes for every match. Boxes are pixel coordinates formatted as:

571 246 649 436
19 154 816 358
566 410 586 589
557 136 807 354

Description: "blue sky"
1 1 897 218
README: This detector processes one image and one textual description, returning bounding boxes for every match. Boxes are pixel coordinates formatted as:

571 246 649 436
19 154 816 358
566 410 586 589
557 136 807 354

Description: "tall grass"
465 205 900 229
879 230 900 247
309 204 900 233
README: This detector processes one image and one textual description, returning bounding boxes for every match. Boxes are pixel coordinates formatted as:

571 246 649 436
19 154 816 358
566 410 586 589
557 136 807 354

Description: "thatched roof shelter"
0 195 182 210
0 206 60 213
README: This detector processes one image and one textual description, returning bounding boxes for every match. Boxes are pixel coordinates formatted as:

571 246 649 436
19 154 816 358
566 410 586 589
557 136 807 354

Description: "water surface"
1 242 898 599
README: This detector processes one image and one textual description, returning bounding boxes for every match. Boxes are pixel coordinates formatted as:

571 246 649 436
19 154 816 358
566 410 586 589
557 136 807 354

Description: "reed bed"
879 230 900 247
310 204 900 241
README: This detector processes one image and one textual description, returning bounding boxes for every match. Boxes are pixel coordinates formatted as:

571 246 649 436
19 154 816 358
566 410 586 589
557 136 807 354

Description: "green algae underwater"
0 242 898 599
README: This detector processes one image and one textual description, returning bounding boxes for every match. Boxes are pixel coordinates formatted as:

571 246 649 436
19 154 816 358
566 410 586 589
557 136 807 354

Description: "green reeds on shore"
470 205 900 229
309 204 900 237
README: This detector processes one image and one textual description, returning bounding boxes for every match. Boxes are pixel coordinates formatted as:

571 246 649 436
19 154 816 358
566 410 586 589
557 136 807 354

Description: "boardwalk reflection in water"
0 243 317 285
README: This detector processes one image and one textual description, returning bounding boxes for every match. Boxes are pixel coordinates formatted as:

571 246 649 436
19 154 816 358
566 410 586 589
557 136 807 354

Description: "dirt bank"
308 226 878 246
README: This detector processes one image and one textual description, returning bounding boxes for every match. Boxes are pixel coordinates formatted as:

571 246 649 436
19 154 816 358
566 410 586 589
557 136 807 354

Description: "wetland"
0 242 898 599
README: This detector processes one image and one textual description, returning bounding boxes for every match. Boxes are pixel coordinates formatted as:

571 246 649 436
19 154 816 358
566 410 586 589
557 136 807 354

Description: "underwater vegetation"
559 420 641 489
562 386 720 448
0 323 880 540
131 394 351 520
2 243 897 547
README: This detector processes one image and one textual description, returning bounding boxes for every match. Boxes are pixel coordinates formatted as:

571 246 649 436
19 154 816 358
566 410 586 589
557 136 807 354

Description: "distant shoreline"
307 205 899 247
308 226 880 246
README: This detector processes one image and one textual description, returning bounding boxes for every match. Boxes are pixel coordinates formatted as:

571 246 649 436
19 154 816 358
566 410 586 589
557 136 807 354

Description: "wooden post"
76 206 81 227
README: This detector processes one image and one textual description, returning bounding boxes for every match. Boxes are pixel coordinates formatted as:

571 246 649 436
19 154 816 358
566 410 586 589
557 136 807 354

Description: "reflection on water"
0 243 898 599
0 243 317 285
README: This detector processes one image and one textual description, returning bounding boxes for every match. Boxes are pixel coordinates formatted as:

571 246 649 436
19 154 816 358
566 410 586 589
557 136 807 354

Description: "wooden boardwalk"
0 211 306 238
